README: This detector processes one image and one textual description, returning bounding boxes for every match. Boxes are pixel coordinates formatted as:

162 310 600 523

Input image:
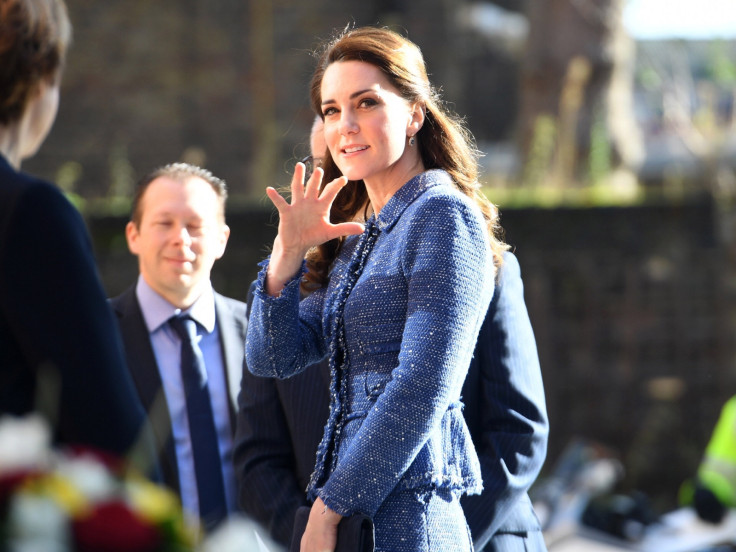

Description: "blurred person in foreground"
236 117 548 551
0 0 148 460
244 26 548 552
110 163 246 532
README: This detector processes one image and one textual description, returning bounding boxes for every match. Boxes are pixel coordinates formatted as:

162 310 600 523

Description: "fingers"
290 162 307 201
324 221 365 242
320 175 349 202
303 167 324 199
265 186 289 211
290 163 347 204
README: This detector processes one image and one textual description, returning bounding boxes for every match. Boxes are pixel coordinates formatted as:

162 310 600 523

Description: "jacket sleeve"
0 182 146 457
245 261 327 379
460 252 549 547
319 194 494 517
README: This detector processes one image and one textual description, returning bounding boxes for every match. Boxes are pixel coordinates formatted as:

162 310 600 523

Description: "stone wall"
90 198 736 511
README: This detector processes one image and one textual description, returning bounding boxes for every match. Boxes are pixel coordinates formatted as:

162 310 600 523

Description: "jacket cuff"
318 488 363 518
252 257 307 302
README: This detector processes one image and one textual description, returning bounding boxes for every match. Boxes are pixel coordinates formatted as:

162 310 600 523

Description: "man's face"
126 175 229 308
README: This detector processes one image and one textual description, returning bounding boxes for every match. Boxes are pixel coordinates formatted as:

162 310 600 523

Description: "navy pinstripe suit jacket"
460 252 548 551
234 281 330 545
234 251 548 550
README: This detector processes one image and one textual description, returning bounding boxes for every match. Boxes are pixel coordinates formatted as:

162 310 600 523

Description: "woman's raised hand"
265 163 365 296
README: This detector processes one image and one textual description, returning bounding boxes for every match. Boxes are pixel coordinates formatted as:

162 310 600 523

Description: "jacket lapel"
111 288 179 493
214 293 247 427
112 289 162 410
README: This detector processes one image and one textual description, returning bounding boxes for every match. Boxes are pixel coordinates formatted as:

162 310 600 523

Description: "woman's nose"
338 110 358 135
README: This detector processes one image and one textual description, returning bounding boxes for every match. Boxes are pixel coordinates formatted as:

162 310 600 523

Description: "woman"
246 26 508 552
0 0 146 459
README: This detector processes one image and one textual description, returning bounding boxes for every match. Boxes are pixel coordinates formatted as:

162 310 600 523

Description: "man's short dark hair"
130 162 228 227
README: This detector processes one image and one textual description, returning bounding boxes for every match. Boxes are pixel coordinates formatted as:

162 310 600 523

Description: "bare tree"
517 0 642 190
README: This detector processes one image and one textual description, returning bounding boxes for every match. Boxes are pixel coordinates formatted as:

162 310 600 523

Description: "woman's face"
320 60 420 184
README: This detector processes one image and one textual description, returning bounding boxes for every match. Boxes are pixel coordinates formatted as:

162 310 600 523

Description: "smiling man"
110 163 246 533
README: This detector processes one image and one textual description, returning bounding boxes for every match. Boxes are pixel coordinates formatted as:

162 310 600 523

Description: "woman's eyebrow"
322 88 376 106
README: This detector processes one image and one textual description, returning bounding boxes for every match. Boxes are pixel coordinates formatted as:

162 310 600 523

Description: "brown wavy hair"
0 0 71 126
305 26 507 289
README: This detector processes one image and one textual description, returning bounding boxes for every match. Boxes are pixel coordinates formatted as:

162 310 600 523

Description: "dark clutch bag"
290 505 375 552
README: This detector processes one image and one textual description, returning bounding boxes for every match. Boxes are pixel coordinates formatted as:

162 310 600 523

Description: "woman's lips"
341 145 369 155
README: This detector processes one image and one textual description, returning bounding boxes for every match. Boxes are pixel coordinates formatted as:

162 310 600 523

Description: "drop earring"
409 136 416 147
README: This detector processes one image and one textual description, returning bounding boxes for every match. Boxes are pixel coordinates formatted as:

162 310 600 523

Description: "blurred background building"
24 0 736 514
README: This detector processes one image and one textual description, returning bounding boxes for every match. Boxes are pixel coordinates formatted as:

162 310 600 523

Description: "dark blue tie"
169 315 227 531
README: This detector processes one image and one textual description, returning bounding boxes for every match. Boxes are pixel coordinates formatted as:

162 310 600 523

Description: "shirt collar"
136 276 216 334
374 169 450 232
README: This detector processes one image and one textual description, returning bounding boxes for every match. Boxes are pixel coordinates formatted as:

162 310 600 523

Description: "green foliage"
63 191 87 212
706 40 736 85
483 185 646 209
108 143 136 201
588 108 612 188
505 106 644 208
638 67 662 90
520 115 558 188
55 161 83 195
91 196 133 217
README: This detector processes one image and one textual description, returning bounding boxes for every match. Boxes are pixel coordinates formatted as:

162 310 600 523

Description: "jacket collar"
213 293 247 414
374 169 450 233
135 275 216 334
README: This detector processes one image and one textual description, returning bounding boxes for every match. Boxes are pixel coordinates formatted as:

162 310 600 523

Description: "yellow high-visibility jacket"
698 396 736 508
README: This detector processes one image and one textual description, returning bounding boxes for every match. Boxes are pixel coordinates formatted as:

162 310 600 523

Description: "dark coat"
0 154 145 456
461 251 548 550
234 279 330 543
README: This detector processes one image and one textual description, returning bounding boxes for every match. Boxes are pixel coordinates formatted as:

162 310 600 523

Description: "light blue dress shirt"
135 276 236 520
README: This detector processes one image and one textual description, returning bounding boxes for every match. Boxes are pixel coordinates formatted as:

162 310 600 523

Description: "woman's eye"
359 98 378 108
323 107 337 117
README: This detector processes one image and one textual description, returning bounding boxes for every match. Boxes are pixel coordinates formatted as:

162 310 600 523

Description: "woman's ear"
408 102 425 136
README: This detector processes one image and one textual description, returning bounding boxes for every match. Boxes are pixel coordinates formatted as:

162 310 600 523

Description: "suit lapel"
112 289 162 408
214 293 246 426
111 288 179 493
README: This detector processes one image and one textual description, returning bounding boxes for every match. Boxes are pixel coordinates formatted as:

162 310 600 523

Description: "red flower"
72 500 162 552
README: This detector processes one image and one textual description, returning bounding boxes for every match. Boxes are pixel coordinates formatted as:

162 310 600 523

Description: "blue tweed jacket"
246 170 494 518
